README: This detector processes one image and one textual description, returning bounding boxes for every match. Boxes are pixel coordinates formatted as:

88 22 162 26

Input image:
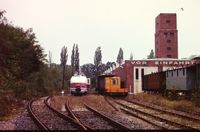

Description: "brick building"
155 13 178 58
112 13 199 94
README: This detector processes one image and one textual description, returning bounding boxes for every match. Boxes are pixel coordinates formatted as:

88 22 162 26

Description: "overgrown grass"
128 92 200 114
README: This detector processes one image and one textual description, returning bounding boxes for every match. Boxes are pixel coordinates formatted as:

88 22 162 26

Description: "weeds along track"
104 96 168 130
109 97 200 130
65 101 131 130
126 99 200 122
27 97 86 130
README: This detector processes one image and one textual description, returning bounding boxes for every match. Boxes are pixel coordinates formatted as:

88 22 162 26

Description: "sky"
0 0 200 65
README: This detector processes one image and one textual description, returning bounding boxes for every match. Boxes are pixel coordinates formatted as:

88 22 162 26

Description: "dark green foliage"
130 52 133 60
0 13 46 81
0 11 74 118
81 63 95 78
0 11 46 99
105 61 116 71
60 46 68 90
71 44 80 75
147 49 155 59
48 51 53 68
94 47 102 76
74 44 80 74
71 44 75 75
117 48 123 65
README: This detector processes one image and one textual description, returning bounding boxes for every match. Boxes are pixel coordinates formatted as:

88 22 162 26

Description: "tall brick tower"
155 13 178 58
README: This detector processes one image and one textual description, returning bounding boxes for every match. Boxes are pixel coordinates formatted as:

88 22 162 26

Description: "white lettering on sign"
131 60 196 66
173 61 178 65
142 61 147 65
162 61 168 65
179 61 185 65
136 61 141 64
155 61 159 65
185 61 190 65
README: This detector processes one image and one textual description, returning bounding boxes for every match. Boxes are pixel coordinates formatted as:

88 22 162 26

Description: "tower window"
170 32 174 36
166 20 171 23
167 47 171 50
164 32 168 36
167 40 171 43
167 55 172 58
112 79 118 85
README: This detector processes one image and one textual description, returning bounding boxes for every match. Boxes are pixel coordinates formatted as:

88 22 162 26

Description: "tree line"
0 10 157 98
0 10 158 117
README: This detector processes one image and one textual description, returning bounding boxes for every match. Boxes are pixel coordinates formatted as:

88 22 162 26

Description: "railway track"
65 101 131 130
27 99 49 130
107 97 200 130
126 99 200 122
104 96 167 129
27 97 86 130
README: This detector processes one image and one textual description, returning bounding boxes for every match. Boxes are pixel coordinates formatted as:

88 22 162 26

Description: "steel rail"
84 103 131 130
104 96 119 111
126 99 200 122
121 108 168 130
107 97 168 129
44 97 87 130
112 99 197 130
65 101 93 130
27 99 50 130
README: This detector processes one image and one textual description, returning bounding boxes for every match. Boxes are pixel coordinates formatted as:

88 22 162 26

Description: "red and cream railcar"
70 75 90 95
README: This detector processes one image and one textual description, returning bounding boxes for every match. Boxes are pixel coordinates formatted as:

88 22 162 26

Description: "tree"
60 46 68 90
0 11 46 98
0 10 7 24
74 44 80 74
117 48 124 65
71 44 80 75
94 47 102 76
0 11 46 81
147 49 155 59
48 51 52 68
105 61 116 71
130 52 133 60
71 44 75 75
81 63 95 78
81 63 96 88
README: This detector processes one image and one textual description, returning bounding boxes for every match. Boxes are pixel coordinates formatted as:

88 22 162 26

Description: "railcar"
142 64 200 98
142 71 166 93
70 75 90 95
165 64 199 93
196 64 200 89
96 74 128 96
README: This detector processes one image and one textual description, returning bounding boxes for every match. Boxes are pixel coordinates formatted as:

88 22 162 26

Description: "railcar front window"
112 79 118 85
